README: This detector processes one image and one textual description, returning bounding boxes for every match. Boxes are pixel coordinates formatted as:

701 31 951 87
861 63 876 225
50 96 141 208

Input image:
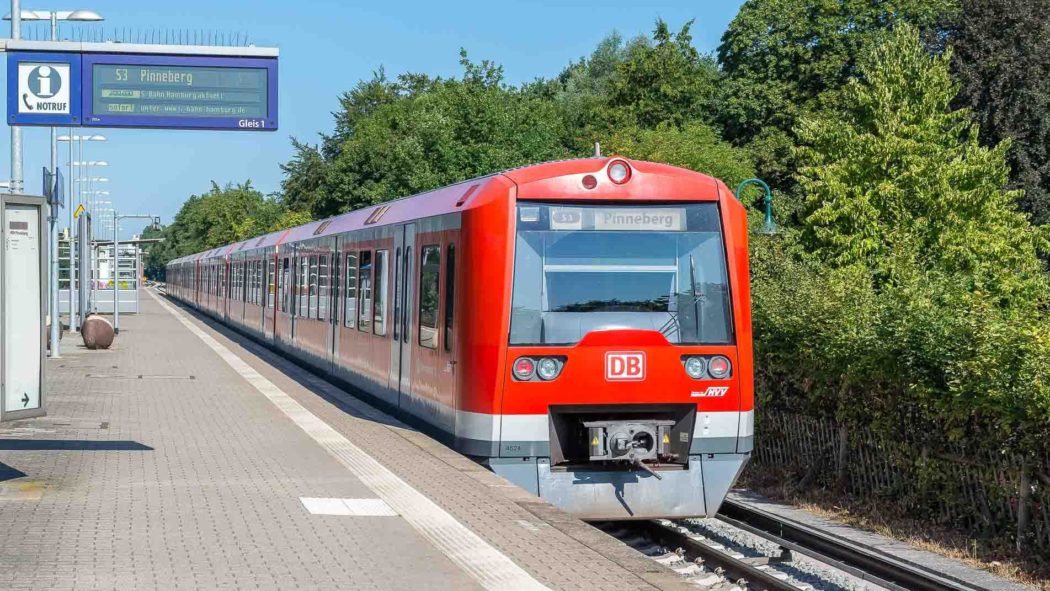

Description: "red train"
166 157 754 519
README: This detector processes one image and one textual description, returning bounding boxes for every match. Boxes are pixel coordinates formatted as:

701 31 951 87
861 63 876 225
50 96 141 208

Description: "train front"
490 158 753 520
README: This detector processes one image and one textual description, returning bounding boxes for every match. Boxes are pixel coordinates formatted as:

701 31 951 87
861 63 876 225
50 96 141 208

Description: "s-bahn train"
166 157 754 519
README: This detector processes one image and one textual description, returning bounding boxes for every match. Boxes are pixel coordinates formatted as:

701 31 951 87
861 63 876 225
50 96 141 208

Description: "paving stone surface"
0 292 689 591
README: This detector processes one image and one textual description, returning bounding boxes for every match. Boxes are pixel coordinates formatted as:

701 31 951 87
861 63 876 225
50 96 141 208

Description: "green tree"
601 122 755 188
949 0 1050 224
717 0 958 187
767 23 1050 447
288 53 570 218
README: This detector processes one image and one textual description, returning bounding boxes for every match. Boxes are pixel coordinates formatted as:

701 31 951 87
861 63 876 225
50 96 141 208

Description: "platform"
0 289 691 591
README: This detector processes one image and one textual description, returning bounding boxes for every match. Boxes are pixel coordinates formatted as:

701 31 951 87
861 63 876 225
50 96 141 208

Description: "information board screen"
82 54 278 130
93 64 268 119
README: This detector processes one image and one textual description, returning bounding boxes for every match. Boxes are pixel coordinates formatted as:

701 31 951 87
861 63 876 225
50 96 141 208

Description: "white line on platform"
147 290 550 591
300 497 398 516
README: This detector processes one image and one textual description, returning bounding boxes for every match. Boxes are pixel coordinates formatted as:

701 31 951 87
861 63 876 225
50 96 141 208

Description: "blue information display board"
8 49 278 131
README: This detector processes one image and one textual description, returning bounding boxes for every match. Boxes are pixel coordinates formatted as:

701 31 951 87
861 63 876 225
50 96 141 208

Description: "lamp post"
112 214 158 333
735 178 777 235
58 133 105 331
6 9 104 357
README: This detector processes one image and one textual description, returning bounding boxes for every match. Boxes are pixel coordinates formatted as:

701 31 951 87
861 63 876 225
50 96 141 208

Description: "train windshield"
510 202 733 346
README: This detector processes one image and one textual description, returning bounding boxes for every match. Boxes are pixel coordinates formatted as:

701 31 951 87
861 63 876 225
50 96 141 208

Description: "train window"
318 255 329 321
402 246 411 343
373 250 389 336
393 247 401 340
444 244 455 352
266 258 275 309
358 251 373 332
280 257 290 312
344 252 358 329
418 245 440 349
308 255 319 319
510 202 734 345
298 257 310 318
329 252 339 325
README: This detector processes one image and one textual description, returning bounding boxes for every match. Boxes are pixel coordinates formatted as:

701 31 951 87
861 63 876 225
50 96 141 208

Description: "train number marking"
605 352 645 381
691 386 729 398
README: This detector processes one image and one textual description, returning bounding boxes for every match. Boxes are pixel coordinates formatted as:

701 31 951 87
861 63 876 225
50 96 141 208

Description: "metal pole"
67 133 76 331
10 0 22 194
113 214 119 333
48 12 60 357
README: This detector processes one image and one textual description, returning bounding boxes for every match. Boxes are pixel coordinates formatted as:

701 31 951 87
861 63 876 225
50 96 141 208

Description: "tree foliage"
717 0 958 186
755 25 1050 450
949 0 1050 224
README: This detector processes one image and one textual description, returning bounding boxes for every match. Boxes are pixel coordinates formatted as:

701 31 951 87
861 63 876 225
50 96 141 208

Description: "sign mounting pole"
10 0 21 194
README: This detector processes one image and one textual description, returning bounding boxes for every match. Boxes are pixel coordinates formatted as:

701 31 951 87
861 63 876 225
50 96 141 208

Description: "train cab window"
418 245 440 349
510 202 733 345
373 250 389 336
308 255 319 319
344 252 358 328
358 251 373 331
444 244 455 352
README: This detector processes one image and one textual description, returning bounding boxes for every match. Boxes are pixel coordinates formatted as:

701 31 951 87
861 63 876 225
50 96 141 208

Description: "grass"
740 471 1050 590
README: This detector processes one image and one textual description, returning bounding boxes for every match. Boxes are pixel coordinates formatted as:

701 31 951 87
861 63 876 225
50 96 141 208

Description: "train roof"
168 157 727 265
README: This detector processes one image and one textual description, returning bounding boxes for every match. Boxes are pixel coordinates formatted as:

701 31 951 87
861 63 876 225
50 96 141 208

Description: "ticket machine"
1 194 47 421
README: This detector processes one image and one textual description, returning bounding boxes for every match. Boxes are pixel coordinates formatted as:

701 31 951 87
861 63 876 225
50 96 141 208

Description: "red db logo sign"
605 352 645 381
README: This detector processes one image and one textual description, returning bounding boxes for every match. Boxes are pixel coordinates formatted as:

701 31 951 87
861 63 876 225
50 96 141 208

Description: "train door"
393 223 416 405
264 250 277 340
329 236 340 360
276 251 293 344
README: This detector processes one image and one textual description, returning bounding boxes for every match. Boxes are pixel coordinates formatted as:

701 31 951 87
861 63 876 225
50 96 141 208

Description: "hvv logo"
605 352 645 381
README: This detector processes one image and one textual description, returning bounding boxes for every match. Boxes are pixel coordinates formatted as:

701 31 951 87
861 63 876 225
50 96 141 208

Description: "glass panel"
308 255 319 319
373 250 389 336
344 252 358 328
280 257 289 312
444 244 455 352
318 254 329 321
358 251 373 331
510 202 733 346
393 247 401 340
298 257 309 317
418 245 440 349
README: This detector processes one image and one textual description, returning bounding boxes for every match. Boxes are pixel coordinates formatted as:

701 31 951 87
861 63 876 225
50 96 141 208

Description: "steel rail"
632 520 801 591
718 499 985 591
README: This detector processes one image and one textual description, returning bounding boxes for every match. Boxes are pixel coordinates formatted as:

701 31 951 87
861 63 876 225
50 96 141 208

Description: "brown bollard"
81 315 115 350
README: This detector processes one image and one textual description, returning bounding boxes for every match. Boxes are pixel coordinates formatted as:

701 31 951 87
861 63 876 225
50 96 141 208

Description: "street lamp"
735 178 777 235
56 133 105 332
112 214 159 333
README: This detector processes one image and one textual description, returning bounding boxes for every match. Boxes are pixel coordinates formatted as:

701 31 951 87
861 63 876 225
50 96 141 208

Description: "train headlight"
608 160 632 184
513 357 536 380
536 357 561 381
684 356 707 379
708 355 731 379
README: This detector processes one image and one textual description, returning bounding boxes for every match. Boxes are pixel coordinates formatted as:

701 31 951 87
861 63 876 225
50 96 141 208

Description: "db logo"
606 352 645 381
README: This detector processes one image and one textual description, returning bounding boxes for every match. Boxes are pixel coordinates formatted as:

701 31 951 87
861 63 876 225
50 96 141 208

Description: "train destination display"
83 54 278 130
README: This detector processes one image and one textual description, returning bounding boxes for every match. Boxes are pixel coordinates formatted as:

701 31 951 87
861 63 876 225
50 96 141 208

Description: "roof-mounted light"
608 160 631 184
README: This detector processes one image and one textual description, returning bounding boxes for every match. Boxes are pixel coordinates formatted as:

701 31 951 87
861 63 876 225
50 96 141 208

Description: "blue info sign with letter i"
7 51 83 126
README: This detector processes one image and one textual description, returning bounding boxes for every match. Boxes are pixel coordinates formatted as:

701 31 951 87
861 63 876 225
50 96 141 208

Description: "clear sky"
1 0 745 238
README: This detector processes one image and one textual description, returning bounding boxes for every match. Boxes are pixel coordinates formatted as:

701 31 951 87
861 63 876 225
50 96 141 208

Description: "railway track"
604 499 991 591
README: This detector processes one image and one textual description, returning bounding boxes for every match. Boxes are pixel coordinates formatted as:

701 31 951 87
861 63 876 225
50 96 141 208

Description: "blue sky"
1 0 744 238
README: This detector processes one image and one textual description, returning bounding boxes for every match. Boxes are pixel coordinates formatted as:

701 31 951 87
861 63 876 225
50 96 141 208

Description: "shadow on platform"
0 439 153 451
0 460 27 482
